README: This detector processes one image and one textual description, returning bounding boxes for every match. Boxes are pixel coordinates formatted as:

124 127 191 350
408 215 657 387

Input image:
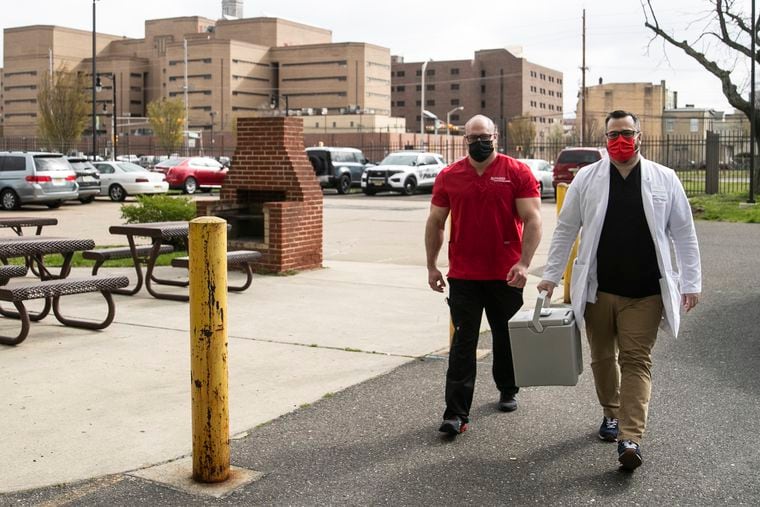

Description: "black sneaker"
617 440 643 471
439 416 468 435
598 416 619 442
498 393 518 412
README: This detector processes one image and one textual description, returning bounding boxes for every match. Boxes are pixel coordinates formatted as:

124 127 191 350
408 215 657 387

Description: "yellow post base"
190 216 230 483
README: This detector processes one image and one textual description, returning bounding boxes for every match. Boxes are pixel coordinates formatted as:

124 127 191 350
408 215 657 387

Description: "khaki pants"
584 291 663 444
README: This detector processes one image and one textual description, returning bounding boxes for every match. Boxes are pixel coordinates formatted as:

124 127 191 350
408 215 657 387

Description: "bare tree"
507 116 537 157
642 0 759 192
147 98 185 156
37 67 89 154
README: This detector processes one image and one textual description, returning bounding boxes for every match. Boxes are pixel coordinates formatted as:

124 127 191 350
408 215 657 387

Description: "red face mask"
607 135 637 162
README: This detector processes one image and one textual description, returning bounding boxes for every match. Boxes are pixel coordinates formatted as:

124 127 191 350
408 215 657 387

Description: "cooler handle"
531 290 551 333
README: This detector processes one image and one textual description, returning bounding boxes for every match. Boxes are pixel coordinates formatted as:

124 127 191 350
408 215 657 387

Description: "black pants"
444 278 524 421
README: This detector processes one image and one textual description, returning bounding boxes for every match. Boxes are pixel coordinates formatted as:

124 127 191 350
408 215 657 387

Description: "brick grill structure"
195 117 323 273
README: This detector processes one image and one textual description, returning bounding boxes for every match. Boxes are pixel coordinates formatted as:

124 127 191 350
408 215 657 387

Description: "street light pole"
209 111 217 157
446 106 464 162
96 73 117 160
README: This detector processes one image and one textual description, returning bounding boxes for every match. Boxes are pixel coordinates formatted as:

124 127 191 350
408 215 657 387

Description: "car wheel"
183 177 198 194
46 201 63 209
401 177 417 196
79 195 96 204
109 184 127 202
539 182 544 198
362 188 377 196
337 174 351 195
0 189 20 210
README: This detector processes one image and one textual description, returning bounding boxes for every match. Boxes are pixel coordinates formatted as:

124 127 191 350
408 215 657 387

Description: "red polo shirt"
431 154 539 280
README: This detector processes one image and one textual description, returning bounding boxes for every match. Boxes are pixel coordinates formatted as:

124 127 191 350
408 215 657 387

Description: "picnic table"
108 221 255 302
109 221 195 302
0 217 58 236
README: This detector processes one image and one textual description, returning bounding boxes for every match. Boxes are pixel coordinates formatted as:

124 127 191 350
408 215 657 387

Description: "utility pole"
91 0 97 158
184 39 189 152
420 60 429 145
581 8 587 147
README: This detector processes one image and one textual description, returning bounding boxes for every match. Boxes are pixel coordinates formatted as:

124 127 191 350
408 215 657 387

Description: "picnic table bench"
0 275 129 346
0 217 58 236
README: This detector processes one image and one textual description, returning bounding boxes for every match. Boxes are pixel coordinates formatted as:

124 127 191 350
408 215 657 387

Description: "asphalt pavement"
1 205 758 505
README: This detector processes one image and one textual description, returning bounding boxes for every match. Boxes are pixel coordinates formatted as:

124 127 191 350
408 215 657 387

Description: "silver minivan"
0 152 79 210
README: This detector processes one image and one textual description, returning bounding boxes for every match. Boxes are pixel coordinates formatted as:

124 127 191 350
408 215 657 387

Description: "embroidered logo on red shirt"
490 176 511 183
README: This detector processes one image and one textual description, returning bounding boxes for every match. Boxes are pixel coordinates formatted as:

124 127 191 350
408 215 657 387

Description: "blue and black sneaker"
598 416 619 442
617 440 643 471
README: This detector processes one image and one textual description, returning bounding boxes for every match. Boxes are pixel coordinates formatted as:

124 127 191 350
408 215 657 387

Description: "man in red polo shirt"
425 114 542 435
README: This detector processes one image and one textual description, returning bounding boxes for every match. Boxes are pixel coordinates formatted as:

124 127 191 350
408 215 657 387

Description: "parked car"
361 151 446 196
306 147 373 194
67 157 101 204
155 157 228 194
92 161 169 201
517 158 555 199
0 151 78 210
552 147 607 197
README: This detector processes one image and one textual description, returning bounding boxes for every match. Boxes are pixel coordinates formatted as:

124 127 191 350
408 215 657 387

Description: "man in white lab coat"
537 110 701 471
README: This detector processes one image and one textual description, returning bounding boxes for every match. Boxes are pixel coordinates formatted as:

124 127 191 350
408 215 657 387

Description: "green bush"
120 194 196 224
120 195 197 250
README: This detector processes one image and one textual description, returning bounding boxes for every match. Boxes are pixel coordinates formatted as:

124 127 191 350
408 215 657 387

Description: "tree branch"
716 0 754 59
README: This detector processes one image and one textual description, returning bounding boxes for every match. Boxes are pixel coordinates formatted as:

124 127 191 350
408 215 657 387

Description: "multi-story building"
579 80 675 141
1 13 392 142
390 48 564 145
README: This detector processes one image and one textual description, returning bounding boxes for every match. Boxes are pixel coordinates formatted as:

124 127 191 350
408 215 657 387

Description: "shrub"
120 195 196 250
120 194 196 224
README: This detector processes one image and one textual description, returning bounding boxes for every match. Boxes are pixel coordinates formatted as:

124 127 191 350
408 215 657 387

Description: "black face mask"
468 140 494 162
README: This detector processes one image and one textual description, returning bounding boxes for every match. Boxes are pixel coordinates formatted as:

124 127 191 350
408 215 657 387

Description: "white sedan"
92 161 169 201
517 158 555 199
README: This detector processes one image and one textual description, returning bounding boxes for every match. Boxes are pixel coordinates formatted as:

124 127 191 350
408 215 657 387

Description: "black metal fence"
501 132 754 197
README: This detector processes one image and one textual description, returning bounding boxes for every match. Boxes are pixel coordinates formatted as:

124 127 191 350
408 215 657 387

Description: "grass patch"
689 193 760 223
5 249 188 268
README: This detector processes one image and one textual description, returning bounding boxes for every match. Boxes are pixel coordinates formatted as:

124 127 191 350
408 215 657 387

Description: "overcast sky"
0 0 753 118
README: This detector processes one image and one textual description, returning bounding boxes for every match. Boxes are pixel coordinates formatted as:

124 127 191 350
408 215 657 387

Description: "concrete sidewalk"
0 195 556 495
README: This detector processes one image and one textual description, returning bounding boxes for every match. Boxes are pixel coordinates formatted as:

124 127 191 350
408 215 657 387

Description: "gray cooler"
508 291 583 387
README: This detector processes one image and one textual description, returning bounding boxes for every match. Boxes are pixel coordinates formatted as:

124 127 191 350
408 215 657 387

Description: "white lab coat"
543 156 701 337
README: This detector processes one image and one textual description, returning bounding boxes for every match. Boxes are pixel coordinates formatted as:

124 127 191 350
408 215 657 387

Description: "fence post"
189 216 230 483
705 131 720 194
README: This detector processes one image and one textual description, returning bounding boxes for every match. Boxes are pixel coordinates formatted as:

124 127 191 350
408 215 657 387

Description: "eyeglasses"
605 129 639 139
464 133 495 144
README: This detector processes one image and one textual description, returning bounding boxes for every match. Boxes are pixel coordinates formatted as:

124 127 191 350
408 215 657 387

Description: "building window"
397 100 405 107
426 84 435 91
426 99 435 106
416 69 422 76
665 119 674 133
481 85 486 93
416 85 422 91
690 119 699 132
450 114 460 122
451 99 460 106
451 83 459 90
481 100 486 108
397 85 405 92
451 68 459 75
416 100 421 106
397 70 405 77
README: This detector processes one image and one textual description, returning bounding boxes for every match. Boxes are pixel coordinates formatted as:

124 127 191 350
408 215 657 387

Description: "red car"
155 157 228 194
552 147 607 198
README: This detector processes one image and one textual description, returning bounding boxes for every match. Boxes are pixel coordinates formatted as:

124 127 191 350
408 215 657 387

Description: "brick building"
390 48 564 146
0 15 392 140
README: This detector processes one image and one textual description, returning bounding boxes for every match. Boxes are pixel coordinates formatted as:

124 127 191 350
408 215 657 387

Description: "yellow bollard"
555 184 578 304
189 216 230 483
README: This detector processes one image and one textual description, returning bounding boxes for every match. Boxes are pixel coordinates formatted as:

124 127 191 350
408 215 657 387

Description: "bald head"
464 115 496 135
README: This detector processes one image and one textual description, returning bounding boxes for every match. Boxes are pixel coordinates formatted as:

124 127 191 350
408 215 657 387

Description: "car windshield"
380 154 418 166
158 158 184 167
68 160 96 171
33 156 71 171
518 160 540 171
557 151 601 164
117 162 149 173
